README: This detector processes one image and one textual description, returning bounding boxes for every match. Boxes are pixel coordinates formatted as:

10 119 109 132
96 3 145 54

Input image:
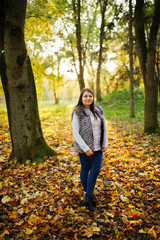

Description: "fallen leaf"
120 195 129 203
1 195 11 203
148 226 157 239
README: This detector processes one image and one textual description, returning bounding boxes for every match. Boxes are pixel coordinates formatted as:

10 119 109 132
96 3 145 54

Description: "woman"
72 88 108 212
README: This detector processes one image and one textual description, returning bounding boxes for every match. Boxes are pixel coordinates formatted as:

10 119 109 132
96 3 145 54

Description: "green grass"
38 100 76 118
0 89 145 122
0 102 6 112
0 100 76 115
99 88 145 123
1 88 159 132
0 88 150 125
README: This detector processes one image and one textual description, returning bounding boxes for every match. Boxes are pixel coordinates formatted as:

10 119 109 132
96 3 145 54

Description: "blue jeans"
79 150 103 198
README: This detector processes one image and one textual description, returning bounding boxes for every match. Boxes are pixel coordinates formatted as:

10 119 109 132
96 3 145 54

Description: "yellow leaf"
120 195 129 204
138 191 142 197
28 214 37 225
128 204 135 209
73 180 79 187
0 182 2 189
124 190 130 197
69 208 75 215
21 198 28 205
105 211 115 218
91 222 97 227
139 229 146 234
0 230 9 238
148 226 157 239
10 211 18 219
25 227 37 235
1 195 11 203
54 215 59 221
26 160 31 164
17 208 24 215
124 163 128 168
15 220 24 226
0 158 6 163
58 207 64 215
25 228 33 235
65 187 71 194
100 184 104 189
40 219 48 223
93 227 101 232
130 219 142 226
74 234 78 240
122 215 129 225
38 163 44 169
85 228 93 237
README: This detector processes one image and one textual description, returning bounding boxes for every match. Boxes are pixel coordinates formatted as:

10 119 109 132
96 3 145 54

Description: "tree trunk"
155 44 160 95
134 0 160 133
0 0 56 163
134 0 147 82
72 0 85 91
54 91 59 104
96 0 108 101
0 0 5 53
129 0 135 118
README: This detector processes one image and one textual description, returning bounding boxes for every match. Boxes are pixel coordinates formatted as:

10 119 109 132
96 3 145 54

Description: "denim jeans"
79 150 103 198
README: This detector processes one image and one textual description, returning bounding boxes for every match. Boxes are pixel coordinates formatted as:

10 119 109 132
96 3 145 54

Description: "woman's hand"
102 147 107 152
86 149 94 156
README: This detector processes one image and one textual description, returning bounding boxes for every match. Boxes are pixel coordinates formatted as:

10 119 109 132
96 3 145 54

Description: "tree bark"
129 0 135 118
96 0 108 101
54 91 59 104
0 0 5 53
0 0 56 163
155 44 160 95
134 0 147 83
72 0 85 91
134 0 160 133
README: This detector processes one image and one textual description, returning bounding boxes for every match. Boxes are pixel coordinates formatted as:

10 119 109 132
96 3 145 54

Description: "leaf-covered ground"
0 112 160 240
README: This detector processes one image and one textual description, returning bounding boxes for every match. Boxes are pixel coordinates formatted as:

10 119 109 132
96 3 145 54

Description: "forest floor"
0 109 160 240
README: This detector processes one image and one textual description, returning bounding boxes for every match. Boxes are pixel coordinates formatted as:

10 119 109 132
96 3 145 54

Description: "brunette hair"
72 88 95 119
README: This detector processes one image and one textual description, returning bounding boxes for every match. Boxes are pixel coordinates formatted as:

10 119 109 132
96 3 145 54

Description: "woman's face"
82 91 94 108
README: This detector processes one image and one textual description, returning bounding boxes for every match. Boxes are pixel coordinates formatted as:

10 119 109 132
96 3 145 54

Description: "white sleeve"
102 117 108 148
72 113 90 153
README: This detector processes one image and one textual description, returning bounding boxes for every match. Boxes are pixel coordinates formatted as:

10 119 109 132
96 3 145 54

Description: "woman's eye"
83 94 93 98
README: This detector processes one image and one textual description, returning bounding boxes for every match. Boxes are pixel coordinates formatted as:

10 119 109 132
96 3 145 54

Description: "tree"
0 0 56 163
55 0 99 92
134 0 160 132
43 52 64 104
96 0 108 101
155 37 160 95
129 0 135 118
72 0 85 90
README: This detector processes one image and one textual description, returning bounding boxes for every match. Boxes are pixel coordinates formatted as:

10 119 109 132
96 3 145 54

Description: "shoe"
82 196 97 212
91 195 97 207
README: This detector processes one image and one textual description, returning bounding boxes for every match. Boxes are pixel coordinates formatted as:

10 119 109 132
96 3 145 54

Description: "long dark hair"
72 88 96 119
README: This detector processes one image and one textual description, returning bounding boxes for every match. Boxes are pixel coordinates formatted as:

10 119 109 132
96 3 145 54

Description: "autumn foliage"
0 110 160 239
